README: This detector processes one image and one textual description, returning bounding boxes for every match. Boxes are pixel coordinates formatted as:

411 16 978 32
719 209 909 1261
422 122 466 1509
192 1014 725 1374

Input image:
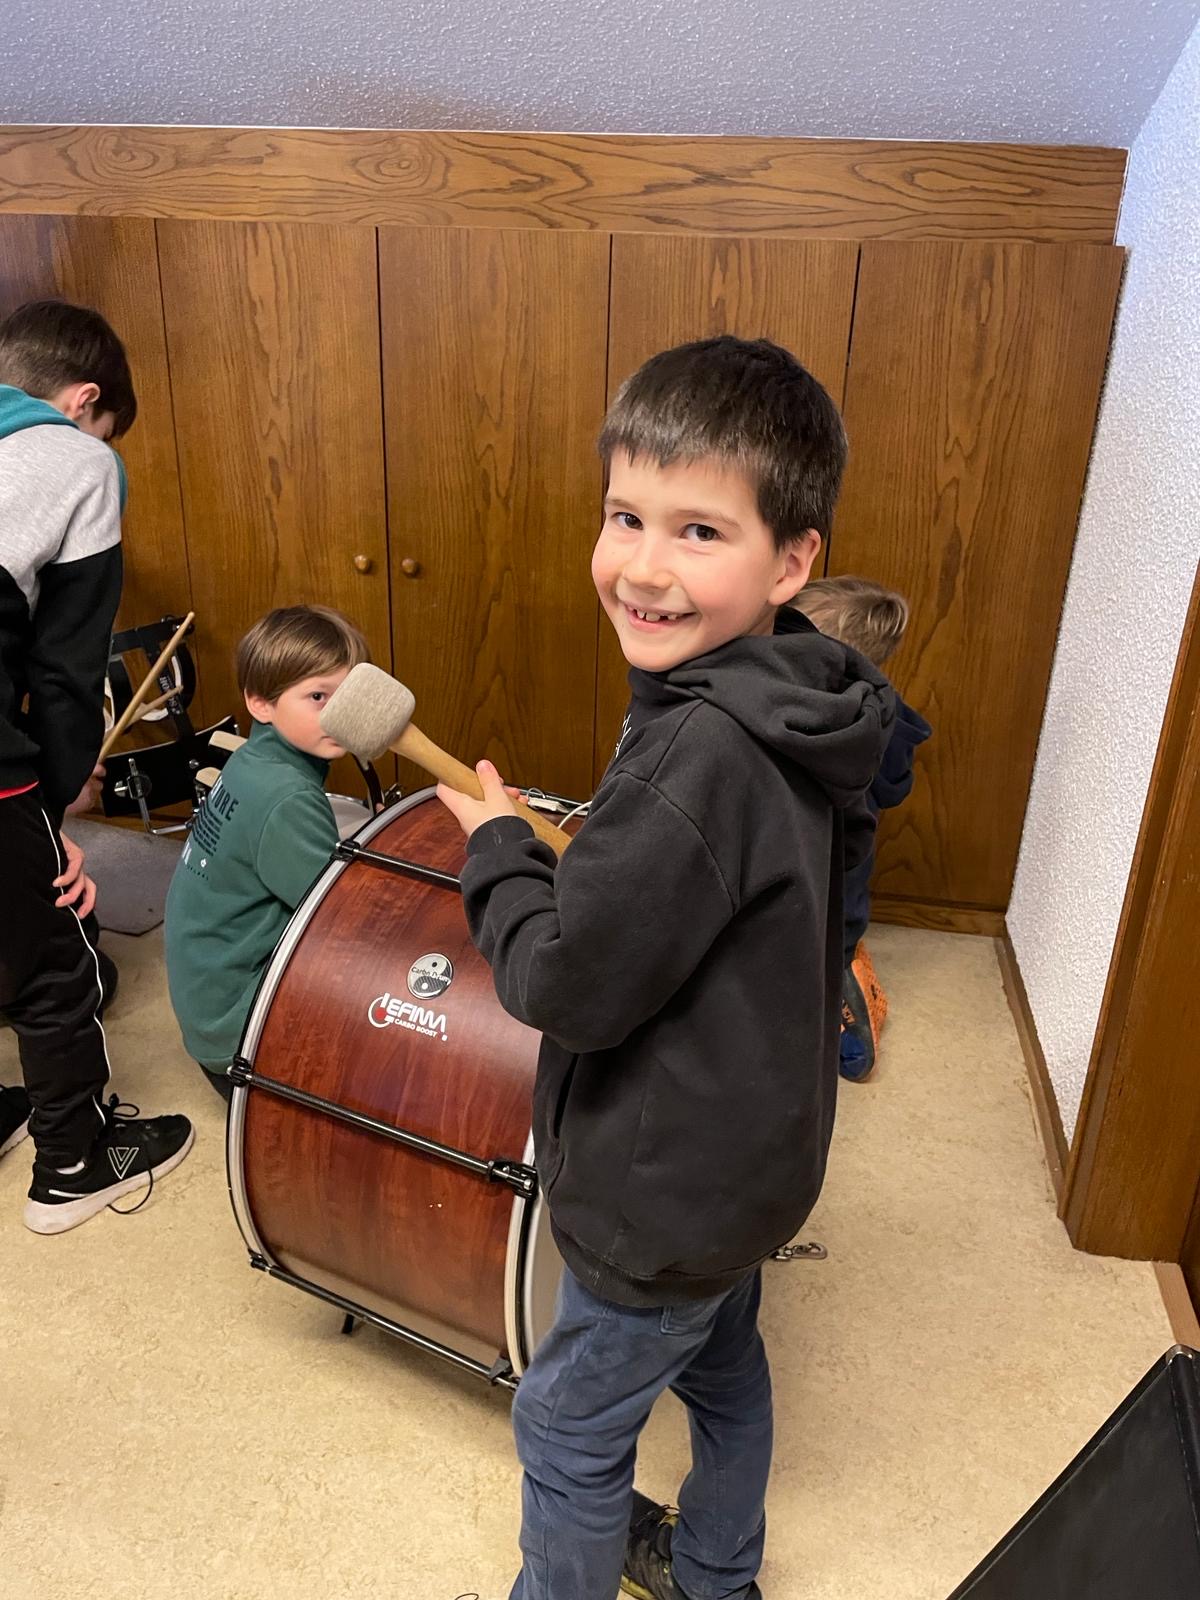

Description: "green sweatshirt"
164 720 338 1069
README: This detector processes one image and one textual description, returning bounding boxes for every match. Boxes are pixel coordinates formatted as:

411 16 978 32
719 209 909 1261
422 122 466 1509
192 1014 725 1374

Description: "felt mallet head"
321 661 572 859
319 663 415 762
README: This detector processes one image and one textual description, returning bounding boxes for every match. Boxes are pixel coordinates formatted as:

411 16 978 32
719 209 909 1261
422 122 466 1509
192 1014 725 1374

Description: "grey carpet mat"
65 818 184 936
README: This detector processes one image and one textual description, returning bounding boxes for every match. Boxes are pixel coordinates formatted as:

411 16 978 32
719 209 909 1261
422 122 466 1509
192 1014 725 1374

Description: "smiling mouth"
622 603 693 626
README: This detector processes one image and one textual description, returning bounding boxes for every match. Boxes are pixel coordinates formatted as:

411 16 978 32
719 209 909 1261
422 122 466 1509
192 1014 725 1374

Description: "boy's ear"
51 381 101 421
244 689 275 725
771 530 822 607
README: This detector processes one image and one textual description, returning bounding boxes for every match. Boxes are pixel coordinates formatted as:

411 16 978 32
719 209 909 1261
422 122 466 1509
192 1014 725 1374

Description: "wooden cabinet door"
157 219 391 790
597 235 860 781
0 216 188 630
379 227 609 799
835 240 1124 911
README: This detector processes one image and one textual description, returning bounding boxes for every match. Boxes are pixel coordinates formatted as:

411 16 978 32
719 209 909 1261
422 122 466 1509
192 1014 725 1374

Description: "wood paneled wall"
0 127 1124 243
156 221 391 711
153 219 392 792
0 126 1127 919
833 241 1124 910
379 227 609 799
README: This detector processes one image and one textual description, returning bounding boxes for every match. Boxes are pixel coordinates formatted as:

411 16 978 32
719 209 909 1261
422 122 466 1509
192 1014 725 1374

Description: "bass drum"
226 787 574 1386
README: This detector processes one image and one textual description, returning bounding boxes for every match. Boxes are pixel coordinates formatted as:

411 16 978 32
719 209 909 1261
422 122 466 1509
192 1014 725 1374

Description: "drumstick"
100 612 194 760
319 663 571 858
130 687 179 724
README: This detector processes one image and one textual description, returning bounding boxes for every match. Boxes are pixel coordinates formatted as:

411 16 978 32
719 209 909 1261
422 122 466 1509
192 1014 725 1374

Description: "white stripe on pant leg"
38 807 111 1134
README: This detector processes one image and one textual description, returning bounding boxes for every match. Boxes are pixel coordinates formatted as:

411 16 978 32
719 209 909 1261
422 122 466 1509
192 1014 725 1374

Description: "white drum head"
522 1188 563 1363
504 1135 565 1375
328 793 371 840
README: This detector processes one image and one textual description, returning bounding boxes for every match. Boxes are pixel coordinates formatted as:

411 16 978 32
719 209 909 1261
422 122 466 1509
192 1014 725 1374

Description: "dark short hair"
0 299 137 437
598 336 847 549
236 605 371 703
792 575 910 667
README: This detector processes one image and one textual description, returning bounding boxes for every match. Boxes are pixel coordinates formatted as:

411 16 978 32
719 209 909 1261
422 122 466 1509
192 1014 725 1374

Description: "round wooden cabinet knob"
400 557 421 578
353 554 373 574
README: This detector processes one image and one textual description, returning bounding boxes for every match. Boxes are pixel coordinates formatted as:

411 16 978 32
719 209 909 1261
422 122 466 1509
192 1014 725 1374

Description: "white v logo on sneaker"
108 1146 138 1181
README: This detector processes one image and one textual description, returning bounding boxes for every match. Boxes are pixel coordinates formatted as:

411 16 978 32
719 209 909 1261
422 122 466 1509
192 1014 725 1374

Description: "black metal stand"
229 1060 536 1198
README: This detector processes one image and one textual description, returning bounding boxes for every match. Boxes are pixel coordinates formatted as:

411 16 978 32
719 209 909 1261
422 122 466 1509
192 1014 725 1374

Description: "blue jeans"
509 1267 772 1600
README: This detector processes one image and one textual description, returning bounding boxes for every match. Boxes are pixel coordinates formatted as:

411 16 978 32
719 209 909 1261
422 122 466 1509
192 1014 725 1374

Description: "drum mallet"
100 611 195 761
319 663 570 858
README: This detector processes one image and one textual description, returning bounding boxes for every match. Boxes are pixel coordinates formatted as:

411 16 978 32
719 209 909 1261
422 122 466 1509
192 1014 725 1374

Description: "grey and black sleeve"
24 451 123 819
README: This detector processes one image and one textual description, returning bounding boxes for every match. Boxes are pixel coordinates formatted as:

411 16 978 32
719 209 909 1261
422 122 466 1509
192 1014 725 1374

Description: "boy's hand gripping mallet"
319 663 570 858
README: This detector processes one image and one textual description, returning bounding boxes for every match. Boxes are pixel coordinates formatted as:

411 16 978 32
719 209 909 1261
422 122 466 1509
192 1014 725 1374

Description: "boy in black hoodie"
439 338 894 1600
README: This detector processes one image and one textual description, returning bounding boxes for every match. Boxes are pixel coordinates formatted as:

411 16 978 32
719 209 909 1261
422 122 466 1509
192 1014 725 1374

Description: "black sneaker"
0 1085 31 1160
24 1095 193 1235
621 1493 763 1600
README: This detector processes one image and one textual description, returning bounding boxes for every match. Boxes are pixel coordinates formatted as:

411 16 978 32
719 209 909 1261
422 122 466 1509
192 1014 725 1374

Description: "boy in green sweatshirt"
164 605 369 1099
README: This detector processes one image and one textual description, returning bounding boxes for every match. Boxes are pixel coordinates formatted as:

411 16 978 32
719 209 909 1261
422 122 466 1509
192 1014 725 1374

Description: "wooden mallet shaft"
397 723 570 857
319 663 571 858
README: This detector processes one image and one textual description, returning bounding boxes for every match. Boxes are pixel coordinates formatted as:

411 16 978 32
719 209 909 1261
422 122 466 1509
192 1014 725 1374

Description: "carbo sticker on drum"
407 953 454 999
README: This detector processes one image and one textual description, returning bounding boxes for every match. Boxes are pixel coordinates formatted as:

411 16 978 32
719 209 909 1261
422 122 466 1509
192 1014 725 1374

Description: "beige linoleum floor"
0 922 1173 1599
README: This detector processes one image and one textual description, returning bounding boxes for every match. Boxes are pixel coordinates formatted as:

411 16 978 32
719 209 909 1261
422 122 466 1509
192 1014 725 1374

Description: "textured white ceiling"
2 0 1198 148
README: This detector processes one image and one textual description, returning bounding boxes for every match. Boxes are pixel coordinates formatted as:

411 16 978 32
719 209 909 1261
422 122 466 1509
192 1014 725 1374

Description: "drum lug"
487 1158 538 1199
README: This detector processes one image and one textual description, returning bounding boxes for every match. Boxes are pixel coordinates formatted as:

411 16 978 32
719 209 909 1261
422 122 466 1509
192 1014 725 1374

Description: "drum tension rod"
230 1059 538 1199
334 837 461 891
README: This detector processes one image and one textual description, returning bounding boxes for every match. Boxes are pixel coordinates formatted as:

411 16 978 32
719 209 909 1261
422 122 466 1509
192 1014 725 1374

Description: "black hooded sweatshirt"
460 612 895 1305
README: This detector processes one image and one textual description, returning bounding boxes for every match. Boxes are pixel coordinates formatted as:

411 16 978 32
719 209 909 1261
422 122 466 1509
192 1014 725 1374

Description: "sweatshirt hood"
629 610 896 808
0 384 128 507
0 384 77 440
872 697 933 809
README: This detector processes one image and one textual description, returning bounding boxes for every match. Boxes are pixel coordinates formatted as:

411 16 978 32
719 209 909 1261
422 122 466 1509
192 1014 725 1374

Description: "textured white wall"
1008 21 1200 1139
0 0 1197 145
